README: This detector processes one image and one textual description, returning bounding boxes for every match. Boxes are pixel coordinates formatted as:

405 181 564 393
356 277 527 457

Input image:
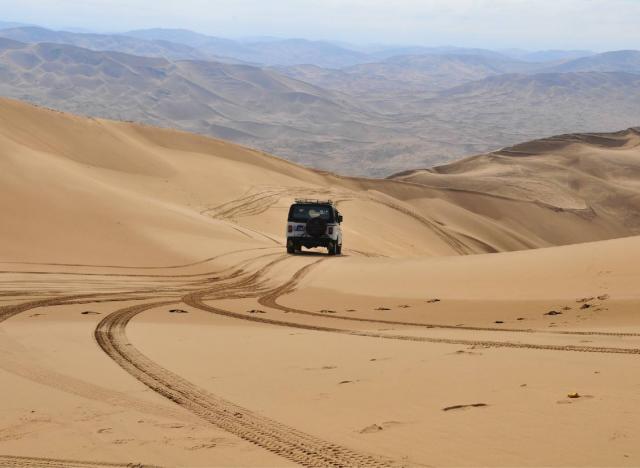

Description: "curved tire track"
258 262 640 339
95 300 393 467
183 261 640 356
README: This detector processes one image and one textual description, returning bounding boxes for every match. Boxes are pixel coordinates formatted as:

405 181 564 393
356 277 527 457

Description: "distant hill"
125 28 371 67
281 53 537 102
544 50 640 73
502 49 594 63
404 71 640 157
0 26 242 63
367 45 513 61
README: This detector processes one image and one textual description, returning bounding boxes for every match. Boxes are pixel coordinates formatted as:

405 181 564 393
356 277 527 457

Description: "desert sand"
2 97 640 467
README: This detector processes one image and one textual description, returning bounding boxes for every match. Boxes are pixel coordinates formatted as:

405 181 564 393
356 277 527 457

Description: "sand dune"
2 98 640 466
3 97 640 264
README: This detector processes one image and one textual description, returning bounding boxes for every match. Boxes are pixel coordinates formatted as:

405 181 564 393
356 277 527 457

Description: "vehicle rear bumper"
287 236 334 249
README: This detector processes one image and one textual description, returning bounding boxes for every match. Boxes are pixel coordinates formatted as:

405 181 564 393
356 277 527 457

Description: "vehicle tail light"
288 225 293 233
328 227 333 235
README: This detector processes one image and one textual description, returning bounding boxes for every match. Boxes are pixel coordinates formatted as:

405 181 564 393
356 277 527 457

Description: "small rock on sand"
567 392 580 398
169 309 188 314
247 309 266 314
580 303 592 310
81 311 101 315
375 307 391 311
544 310 562 316
426 298 441 303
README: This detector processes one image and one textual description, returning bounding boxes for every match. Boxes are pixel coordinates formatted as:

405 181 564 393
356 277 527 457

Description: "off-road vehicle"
286 199 343 255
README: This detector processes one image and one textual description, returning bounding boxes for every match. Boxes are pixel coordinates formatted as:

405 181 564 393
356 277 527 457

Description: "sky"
2 0 640 51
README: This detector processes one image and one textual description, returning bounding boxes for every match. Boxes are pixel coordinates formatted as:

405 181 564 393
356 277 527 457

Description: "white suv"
286 199 343 255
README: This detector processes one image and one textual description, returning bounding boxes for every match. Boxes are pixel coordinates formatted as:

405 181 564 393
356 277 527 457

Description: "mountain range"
0 24 638 176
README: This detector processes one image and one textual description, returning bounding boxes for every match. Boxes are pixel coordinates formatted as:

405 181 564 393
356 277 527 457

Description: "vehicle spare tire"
305 217 327 237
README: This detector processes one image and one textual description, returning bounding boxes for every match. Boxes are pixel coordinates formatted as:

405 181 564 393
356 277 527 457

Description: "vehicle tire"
336 244 342 255
287 245 295 254
327 242 337 256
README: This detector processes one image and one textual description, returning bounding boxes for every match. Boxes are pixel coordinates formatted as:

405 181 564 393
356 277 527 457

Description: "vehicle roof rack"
294 198 334 205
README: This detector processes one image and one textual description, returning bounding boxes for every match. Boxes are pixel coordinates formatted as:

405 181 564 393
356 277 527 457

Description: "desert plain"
1 97 640 467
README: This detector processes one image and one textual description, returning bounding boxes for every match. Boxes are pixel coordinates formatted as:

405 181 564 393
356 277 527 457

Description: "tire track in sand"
94 300 394 468
0 252 292 422
0 295 204 423
183 260 640 355
258 262 640 339
0 454 160 467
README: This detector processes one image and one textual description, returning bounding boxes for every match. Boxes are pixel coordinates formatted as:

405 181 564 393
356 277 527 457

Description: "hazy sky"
2 0 640 50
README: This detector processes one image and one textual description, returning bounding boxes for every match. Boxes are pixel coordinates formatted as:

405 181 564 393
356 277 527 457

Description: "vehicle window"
288 204 334 222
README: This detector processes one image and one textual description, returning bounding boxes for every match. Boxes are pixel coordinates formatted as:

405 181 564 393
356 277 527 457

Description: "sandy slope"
2 97 640 466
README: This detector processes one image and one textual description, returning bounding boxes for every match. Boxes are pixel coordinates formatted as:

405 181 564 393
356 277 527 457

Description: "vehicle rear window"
288 204 334 222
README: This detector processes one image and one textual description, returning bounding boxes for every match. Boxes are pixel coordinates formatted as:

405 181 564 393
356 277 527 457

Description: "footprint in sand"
188 441 219 450
81 311 101 315
304 365 337 371
359 421 405 434
320 309 336 314
375 307 391 311
158 423 185 429
426 298 441 303
247 309 267 314
360 424 383 434
169 309 188 314
112 439 133 445
577 297 595 303
452 350 482 356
